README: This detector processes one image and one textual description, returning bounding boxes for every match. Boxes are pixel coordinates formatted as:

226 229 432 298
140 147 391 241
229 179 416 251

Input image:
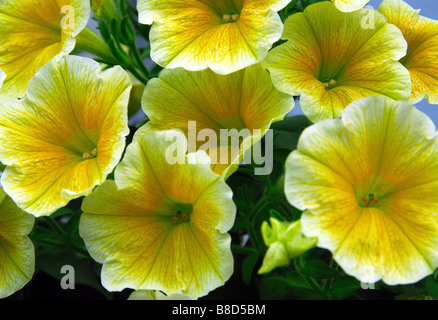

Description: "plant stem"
42 216 90 257
127 64 149 84
43 216 65 240
231 245 259 255
130 40 150 80
75 27 118 64
71 243 90 257
291 0 300 7
293 258 329 299
248 197 268 222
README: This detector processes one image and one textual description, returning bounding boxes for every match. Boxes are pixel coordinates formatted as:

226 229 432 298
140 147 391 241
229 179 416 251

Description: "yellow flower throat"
361 193 379 208
82 148 98 160
172 210 191 223
323 79 337 89
222 13 240 23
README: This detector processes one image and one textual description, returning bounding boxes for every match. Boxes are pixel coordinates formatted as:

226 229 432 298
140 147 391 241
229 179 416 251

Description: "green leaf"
269 274 310 291
65 210 82 236
426 276 438 300
242 254 259 285
50 206 74 219
30 225 63 245
268 272 321 299
120 17 135 45
118 0 127 17
301 260 340 280
270 115 312 133
269 209 285 222
230 216 248 232
37 250 109 298
395 294 429 300
269 160 284 186
273 131 300 151
259 273 290 300
330 276 361 299
270 116 312 153
107 37 129 65
98 19 112 42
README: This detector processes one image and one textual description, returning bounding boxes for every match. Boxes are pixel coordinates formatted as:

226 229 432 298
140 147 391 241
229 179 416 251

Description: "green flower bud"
92 0 118 23
258 218 318 274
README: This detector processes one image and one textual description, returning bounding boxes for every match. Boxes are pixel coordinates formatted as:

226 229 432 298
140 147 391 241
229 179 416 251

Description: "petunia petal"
332 0 370 12
0 56 131 216
138 0 286 74
285 96 438 284
0 187 35 298
380 0 438 104
80 130 236 298
0 0 90 102
264 1 410 122
139 64 294 177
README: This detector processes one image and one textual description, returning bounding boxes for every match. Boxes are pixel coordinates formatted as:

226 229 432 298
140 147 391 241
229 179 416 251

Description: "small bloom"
380 0 438 104
0 187 35 299
137 64 294 178
0 0 90 102
80 130 236 298
137 0 291 74
263 1 411 122
285 96 438 285
258 218 317 274
0 55 131 217
332 0 370 12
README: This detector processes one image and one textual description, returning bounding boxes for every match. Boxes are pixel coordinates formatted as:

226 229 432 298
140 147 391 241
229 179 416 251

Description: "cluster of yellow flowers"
0 0 437 299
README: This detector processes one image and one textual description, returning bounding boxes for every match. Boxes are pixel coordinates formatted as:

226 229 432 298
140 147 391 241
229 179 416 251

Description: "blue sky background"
290 0 438 124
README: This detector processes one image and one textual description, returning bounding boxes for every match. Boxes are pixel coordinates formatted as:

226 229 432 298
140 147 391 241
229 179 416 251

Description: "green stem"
43 216 65 240
231 245 259 255
247 222 264 249
34 237 64 247
245 192 271 250
71 243 90 257
293 258 328 299
248 197 269 222
127 64 149 84
290 0 300 8
75 27 118 64
42 217 90 258
130 40 150 80
322 259 335 291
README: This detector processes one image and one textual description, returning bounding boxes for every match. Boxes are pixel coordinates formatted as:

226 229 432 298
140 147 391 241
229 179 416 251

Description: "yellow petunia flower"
137 0 291 75
0 0 90 102
0 55 131 217
285 96 438 285
0 69 4 88
137 63 294 178
380 0 438 104
0 187 35 299
79 130 236 298
332 0 370 12
263 1 411 123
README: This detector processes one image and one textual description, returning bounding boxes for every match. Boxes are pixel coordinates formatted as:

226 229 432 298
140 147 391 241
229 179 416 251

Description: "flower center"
360 193 379 208
82 148 98 160
222 13 240 23
323 79 337 89
171 210 191 223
